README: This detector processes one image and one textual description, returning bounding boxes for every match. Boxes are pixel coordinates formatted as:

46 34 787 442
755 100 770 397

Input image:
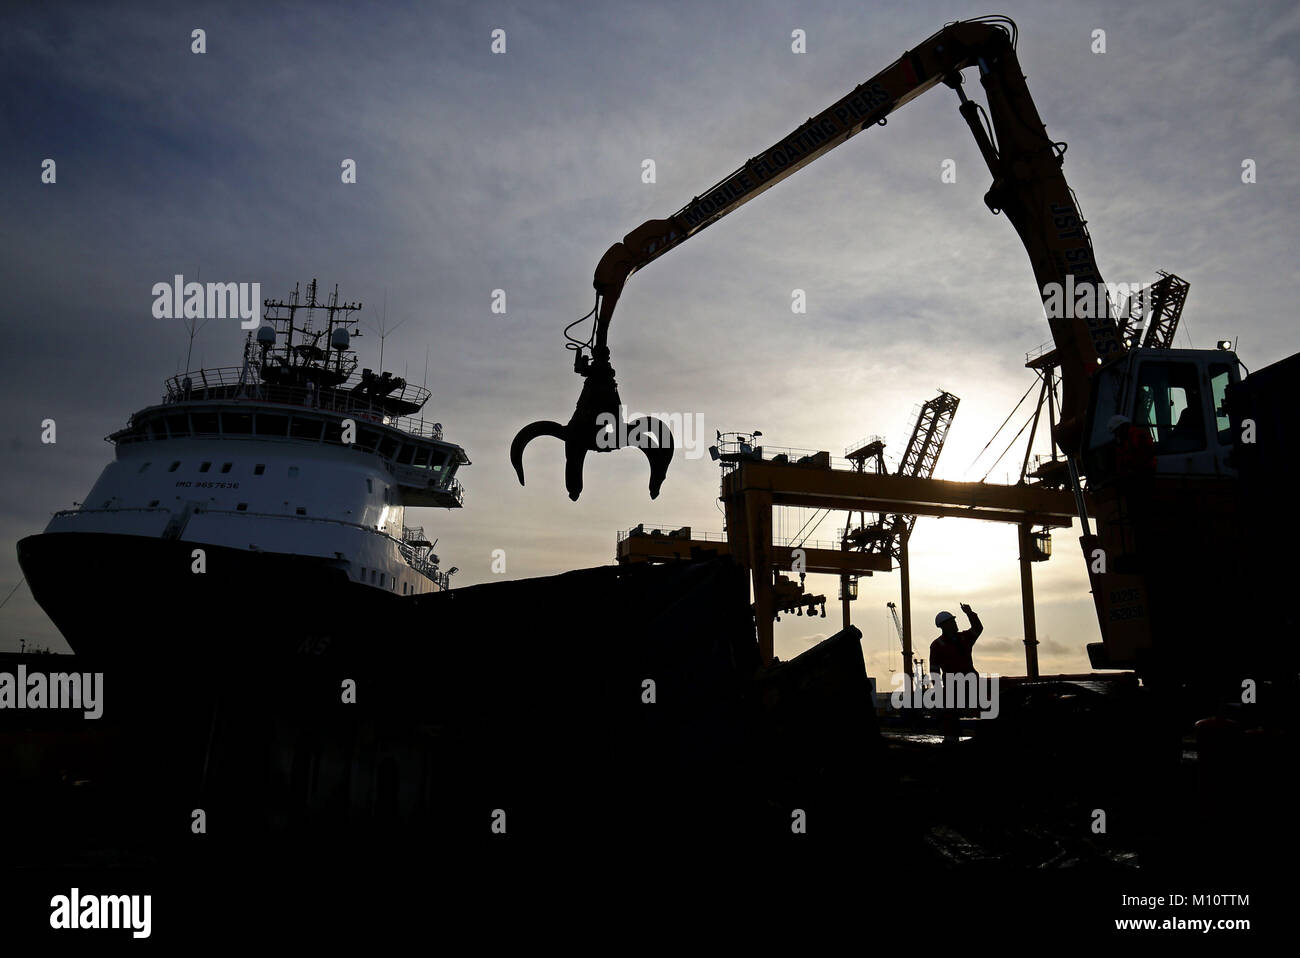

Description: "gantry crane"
843 391 960 558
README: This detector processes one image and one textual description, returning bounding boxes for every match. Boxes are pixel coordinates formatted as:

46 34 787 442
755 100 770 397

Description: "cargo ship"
16 280 469 655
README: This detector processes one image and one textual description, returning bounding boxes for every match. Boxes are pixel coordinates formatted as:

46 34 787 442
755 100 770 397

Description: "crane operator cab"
1083 346 1241 481
1080 344 1251 685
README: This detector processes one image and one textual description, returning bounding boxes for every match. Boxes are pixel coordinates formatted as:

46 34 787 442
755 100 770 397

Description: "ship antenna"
362 288 406 373
182 272 215 372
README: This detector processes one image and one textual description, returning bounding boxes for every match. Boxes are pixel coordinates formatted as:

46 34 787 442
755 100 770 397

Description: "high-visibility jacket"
1116 425 1156 476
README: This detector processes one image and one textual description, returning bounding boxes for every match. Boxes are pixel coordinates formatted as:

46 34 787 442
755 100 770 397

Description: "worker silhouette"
1109 414 1156 478
930 603 982 744
1109 414 1157 561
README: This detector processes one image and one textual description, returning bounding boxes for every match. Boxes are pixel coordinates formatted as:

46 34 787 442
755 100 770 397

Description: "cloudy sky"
2 0 1296 673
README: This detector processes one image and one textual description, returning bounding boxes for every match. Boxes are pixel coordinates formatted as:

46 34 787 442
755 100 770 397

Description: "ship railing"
397 539 449 588
163 368 443 438
439 476 465 505
387 416 444 440
165 364 432 407
398 540 435 571
164 366 250 397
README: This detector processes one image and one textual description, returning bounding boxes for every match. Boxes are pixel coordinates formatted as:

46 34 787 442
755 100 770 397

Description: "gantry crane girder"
730 464 1081 527
616 531 891 576
721 458 1086 665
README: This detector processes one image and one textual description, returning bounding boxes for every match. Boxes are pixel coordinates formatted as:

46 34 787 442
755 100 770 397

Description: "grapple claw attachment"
627 415 674 499
510 420 565 487
509 350 674 501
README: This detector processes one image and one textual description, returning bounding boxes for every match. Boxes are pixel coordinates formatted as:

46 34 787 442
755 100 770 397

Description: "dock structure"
620 459 1090 673
722 461 1085 669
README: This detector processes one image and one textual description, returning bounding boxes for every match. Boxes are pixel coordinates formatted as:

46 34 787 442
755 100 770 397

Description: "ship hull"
17 531 408 659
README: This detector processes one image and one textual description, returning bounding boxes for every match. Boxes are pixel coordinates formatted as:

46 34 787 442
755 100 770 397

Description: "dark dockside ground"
1 557 1291 939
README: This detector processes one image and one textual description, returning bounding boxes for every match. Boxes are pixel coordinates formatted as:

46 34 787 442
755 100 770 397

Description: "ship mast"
259 279 364 388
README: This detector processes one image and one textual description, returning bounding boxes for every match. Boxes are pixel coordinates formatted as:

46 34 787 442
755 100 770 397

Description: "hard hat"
1107 414 1132 433
935 611 955 627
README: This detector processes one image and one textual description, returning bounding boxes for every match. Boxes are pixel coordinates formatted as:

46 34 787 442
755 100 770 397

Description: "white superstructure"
43 280 469 597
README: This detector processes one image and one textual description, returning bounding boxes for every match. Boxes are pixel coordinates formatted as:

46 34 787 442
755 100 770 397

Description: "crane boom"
589 16 1120 455
888 602 904 646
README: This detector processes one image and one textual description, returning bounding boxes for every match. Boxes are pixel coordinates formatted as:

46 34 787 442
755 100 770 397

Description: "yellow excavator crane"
513 16 1297 700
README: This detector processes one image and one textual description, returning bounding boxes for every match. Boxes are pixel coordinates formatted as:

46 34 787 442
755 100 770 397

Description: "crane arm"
591 16 1120 454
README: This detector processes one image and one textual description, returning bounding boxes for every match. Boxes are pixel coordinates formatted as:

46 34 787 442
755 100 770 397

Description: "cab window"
1208 363 1233 444
1133 361 1205 454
